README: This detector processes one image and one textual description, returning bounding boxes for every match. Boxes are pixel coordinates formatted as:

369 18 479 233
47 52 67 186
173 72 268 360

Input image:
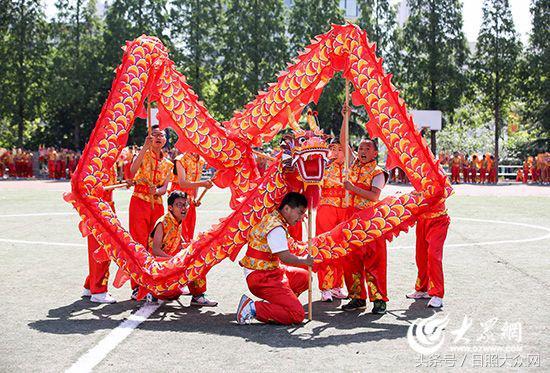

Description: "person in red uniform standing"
149 190 217 306
340 105 389 314
170 152 212 241
406 199 450 308
82 167 118 303
128 125 173 299
236 192 314 325
315 141 348 302
450 152 461 184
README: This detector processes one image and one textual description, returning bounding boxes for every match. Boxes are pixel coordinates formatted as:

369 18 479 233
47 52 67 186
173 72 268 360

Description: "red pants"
451 165 460 183
488 168 497 183
470 169 477 183
129 195 164 289
48 160 55 179
315 205 346 290
8 163 15 177
462 167 470 183
479 168 487 183
343 238 388 301
247 266 309 325
84 235 110 294
414 214 450 298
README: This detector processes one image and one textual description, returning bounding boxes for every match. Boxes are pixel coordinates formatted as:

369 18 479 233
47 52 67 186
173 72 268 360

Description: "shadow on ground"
29 297 439 348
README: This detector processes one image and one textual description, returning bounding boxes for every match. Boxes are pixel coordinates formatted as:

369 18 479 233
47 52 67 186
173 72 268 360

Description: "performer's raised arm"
339 104 355 166
130 135 152 178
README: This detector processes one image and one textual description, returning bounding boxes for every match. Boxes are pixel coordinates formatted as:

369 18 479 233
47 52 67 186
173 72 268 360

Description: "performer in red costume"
406 199 450 308
149 190 217 306
450 152 461 184
128 125 173 299
315 141 348 302
236 192 313 325
340 106 389 314
82 167 118 303
170 152 212 241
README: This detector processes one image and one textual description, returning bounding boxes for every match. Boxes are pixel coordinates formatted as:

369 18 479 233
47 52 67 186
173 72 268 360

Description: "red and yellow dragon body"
64 24 451 299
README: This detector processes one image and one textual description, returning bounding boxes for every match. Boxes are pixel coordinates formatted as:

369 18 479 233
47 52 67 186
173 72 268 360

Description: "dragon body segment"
65 24 451 299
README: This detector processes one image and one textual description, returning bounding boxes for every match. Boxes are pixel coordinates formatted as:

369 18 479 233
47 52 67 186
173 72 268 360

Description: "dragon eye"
297 137 307 144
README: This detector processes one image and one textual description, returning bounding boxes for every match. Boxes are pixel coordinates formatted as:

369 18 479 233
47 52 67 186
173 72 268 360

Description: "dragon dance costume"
240 211 308 325
84 167 117 294
343 159 389 302
316 160 346 292
149 211 207 295
170 152 206 241
414 200 449 298
129 149 173 289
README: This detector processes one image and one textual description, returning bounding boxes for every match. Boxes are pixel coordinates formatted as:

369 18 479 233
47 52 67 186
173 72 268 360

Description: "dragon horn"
306 108 320 131
285 106 302 132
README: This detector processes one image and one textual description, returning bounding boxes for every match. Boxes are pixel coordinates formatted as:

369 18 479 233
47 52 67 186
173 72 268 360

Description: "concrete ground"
0 180 548 372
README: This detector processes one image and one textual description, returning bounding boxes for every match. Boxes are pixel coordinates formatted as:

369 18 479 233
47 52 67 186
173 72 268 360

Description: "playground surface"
0 180 548 371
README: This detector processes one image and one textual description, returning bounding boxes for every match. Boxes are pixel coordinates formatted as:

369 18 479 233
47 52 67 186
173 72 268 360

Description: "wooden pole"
104 181 130 191
147 99 154 210
344 80 351 206
307 205 313 321
194 186 209 205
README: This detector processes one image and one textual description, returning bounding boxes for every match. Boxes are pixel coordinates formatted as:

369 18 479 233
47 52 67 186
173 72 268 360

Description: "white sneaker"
321 290 333 302
427 296 443 308
236 295 255 324
406 291 430 299
145 293 158 303
330 287 348 299
90 292 117 304
82 288 92 297
190 294 218 307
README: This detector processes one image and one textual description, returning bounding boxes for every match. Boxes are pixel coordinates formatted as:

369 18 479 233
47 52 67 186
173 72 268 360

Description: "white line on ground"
57 215 549 371
390 217 550 249
0 216 548 249
65 302 162 373
0 210 232 218
0 238 86 247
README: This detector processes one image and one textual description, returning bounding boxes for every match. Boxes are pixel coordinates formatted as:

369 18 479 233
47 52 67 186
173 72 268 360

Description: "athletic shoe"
82 288 92 297
236 294 255 324
341 298 367 312
320 290 333 302
330 287 348 299
190 294 218 307
371 300 386 314
145 293 158 303
131 287 139 300
427 296 443 308
406 291 430 299
90 292 117 304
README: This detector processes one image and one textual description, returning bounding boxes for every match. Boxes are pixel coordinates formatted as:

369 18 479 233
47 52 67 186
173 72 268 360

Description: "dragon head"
281 108 330 187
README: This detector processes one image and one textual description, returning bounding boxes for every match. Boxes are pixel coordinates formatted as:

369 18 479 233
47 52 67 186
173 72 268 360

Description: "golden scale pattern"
64 24 451 298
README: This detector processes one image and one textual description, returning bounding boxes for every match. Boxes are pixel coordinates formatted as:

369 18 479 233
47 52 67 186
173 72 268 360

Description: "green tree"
215 0 289 120
102 0 170 144
473 0 521 174
3 0 49 147
518 0 549 146
45 0 105 149
401 0 469 153
288 0 344 136
356 0 401 75
170 0 224 101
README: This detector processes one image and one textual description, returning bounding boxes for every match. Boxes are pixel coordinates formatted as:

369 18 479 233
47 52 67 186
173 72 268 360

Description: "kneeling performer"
236 192 313 325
